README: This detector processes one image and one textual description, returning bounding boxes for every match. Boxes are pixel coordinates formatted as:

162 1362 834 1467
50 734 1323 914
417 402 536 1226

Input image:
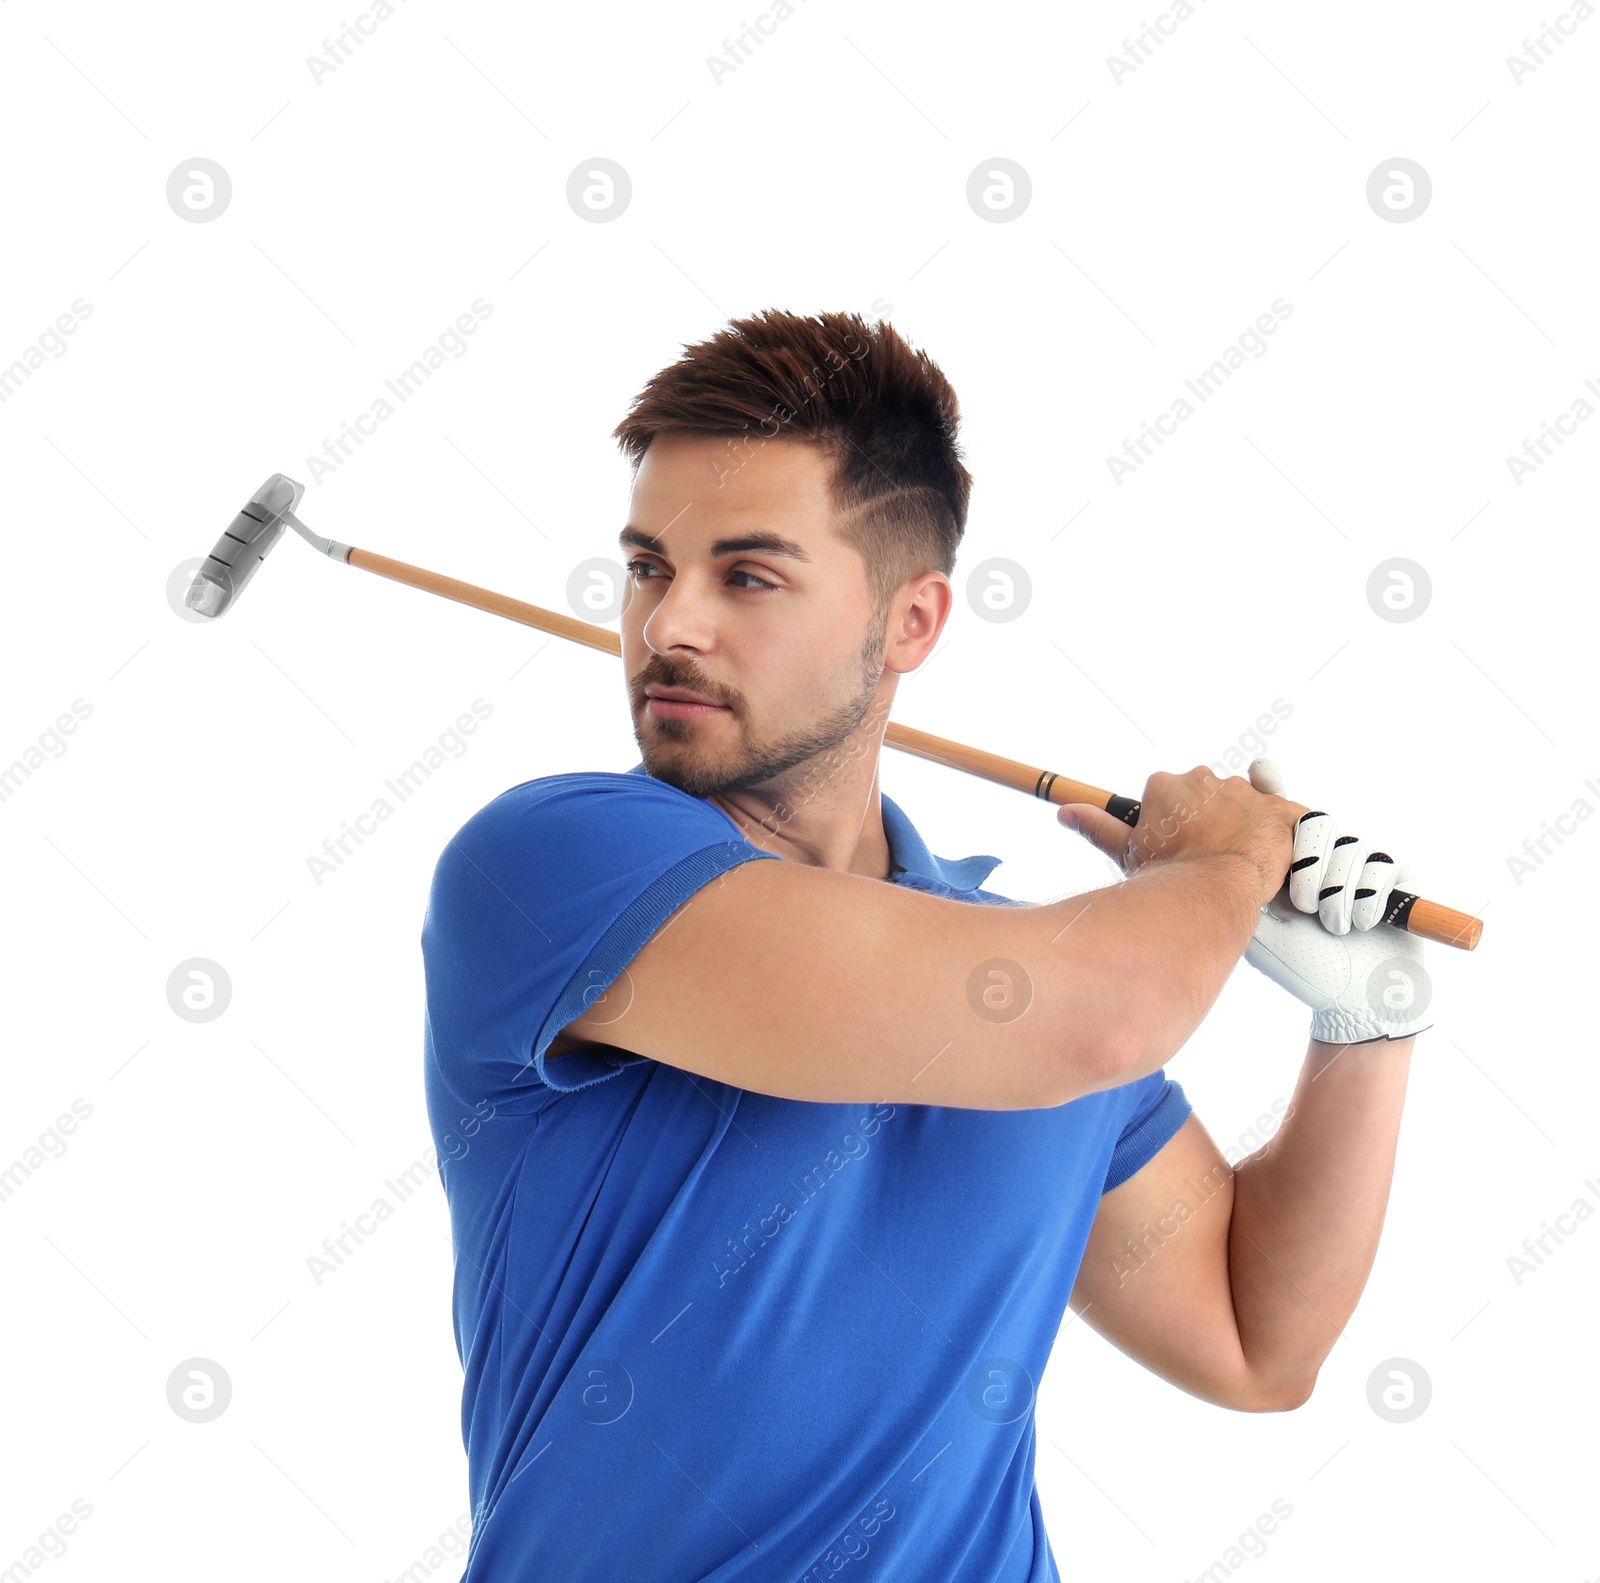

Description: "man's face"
619 431 892 801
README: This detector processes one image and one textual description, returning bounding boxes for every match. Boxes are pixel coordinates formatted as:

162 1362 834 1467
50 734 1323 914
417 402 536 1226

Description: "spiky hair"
611 308 972 617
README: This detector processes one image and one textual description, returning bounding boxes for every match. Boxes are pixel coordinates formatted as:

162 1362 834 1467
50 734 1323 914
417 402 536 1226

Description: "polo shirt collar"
626 760 1002 895
880 791 1002 894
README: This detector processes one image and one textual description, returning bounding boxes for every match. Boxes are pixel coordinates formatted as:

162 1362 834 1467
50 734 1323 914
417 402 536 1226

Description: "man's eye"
624 560 775 592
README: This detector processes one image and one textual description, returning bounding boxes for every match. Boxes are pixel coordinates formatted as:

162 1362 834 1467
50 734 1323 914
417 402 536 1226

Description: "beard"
630 607 889 802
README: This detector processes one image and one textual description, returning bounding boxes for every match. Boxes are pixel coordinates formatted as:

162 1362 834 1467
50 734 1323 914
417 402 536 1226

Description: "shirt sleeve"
1101 1069 1192 1193
421 771 780 1105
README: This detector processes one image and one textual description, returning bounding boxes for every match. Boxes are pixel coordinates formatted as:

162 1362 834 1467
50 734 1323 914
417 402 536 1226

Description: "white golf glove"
1242 758 1433 1045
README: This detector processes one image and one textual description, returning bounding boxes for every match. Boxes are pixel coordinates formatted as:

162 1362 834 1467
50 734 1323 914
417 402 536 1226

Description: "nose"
636 568 718 659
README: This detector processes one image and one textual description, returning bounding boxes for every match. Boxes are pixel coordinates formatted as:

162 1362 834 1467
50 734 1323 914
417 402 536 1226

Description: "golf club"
187 473 1484 951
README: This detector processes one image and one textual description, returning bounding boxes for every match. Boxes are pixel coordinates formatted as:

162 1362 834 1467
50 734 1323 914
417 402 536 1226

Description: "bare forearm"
1227 1035 1415 1398
1031 854 1264 1096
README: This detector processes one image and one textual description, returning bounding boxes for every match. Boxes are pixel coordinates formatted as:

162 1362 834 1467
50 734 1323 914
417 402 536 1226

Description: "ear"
883 571 953 674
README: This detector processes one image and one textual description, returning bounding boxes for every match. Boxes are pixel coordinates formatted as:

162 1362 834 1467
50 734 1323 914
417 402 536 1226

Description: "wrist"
1185 851 1273 915
1309 1032 1418 1053
1138 850 1268 958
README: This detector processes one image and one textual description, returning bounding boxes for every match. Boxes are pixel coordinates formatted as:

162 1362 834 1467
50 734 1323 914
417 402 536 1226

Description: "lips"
645 688 721 706
643 685 729 721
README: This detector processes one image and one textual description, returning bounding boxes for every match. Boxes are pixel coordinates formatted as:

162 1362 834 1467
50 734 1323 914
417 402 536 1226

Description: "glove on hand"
1242 758 1432 1046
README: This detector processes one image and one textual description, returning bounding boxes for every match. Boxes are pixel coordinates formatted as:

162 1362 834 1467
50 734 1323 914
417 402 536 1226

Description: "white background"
1 1 1593 1578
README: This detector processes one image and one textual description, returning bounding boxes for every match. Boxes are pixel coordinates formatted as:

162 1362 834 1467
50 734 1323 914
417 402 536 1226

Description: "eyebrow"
619 526 812 563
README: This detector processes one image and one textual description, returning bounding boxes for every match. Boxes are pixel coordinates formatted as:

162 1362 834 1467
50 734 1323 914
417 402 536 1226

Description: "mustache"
633 661 738 709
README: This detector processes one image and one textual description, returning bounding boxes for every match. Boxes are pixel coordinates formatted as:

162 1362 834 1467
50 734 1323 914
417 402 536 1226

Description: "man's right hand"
1057 766 1309 908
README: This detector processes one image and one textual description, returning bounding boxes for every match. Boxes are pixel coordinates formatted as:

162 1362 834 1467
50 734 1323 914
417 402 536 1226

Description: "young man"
420 309 1432 1581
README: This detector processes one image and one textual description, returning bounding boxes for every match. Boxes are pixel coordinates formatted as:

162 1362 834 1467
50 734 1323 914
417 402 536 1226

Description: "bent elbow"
1235 1372 1317 1413
1040 1028 1135 1108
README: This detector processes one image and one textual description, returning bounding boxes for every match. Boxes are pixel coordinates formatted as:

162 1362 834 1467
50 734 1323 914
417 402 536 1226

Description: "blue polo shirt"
421 764 1190 1582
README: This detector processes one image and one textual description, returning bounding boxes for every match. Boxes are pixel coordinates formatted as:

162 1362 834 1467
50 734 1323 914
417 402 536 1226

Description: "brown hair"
611 308 972 620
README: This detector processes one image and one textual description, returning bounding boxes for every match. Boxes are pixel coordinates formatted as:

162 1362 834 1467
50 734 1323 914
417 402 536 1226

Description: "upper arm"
559 853 1102 1110
422 771 1119 1112
1070 1112 1269 1410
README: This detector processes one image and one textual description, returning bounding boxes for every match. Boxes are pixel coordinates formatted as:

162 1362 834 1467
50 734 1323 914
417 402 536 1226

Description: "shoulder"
448 769 752 856
426 771 771 921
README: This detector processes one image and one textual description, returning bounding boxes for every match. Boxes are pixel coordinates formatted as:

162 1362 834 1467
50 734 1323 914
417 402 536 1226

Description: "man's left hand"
1241 758 1433 1046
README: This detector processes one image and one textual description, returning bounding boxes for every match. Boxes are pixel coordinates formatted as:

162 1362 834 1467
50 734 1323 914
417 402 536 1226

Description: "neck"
709 735 893 881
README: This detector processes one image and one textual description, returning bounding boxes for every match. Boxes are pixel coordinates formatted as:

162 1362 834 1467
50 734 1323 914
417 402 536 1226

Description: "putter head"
186 473 306 618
